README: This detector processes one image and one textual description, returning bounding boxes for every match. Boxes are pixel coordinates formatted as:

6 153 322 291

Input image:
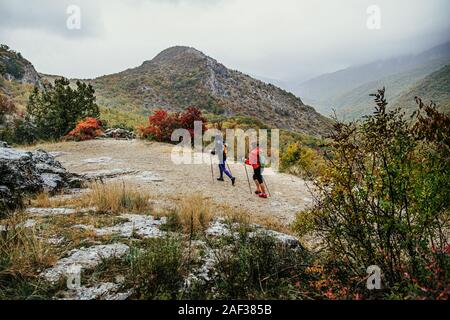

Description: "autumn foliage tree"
66 117 103 141
139 107 207 142
179 106 207 137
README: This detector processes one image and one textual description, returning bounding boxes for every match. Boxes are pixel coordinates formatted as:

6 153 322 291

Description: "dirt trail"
29 139 313 224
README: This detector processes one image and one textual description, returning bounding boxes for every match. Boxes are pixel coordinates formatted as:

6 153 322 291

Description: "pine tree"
26 78 99 140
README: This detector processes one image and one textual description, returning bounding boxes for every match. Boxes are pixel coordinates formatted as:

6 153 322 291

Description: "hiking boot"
258 193 268 199
217 177 224 182
231 177 236 186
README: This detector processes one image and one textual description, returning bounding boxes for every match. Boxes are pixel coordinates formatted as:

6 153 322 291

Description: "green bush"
99 106 146 132
280 142 325 178
127 237 186 300
192 232 311 300
4 59 24 79
6 116 39 145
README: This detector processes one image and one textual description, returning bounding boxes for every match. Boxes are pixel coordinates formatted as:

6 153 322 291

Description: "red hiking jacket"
245 147 262 169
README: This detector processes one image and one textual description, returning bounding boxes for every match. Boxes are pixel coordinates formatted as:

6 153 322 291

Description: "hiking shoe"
255 190 261 195
217 178 224 182
258 193 268 199
231 177 236 186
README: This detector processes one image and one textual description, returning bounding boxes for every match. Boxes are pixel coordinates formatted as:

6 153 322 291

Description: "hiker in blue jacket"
211 135 236 186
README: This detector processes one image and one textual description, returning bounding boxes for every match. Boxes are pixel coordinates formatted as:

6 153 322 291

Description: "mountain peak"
92 45 332 136
149 46 206 64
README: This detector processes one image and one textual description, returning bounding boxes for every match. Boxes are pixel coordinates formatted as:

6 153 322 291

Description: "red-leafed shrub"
139 109 181 142
180 106 207 138
66 117 103 141
139 107 207 142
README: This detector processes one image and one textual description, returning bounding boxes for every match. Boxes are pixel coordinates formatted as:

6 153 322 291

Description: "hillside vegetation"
0 45 37 82
329 62 449 120
90 46 332 137
393 65 450 114
1 90 448 300
0 45 41 109
296 42 450 119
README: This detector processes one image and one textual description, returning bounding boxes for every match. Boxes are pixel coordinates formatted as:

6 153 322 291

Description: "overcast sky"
1 0 449 83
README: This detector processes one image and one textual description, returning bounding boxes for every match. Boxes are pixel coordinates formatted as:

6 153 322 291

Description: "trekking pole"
210 154 214 184
226 162 233 176
244 163 252 195
263 177 271 197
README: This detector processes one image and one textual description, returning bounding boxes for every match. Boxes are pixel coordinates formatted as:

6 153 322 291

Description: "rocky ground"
24 139 313 225
0 139 314 300
0 142 83 212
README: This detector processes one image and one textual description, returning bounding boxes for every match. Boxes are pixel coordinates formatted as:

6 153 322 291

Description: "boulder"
104 128 136 140
0 147 84 214
0 185 21 213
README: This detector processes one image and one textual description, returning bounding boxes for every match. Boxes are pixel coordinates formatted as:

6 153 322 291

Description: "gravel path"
29 139 313 224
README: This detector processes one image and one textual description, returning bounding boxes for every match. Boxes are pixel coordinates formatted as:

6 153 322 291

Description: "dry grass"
29 191 89 209
155 194 293 236
219 205 251 225
0 213 58 278
213 203 292 235
31 193 53 208
258 215 293 235
31 192 71 208
78 182 151 214
30 182 152 216
177 194 213 235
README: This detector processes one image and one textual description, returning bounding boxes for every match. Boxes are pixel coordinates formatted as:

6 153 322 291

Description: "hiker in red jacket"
245 142 268 198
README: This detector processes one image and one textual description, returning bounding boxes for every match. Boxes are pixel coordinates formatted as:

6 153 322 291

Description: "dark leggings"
253 167 264 184
219 162 233 179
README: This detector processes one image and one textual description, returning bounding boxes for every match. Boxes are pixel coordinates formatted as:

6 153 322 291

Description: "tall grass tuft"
80 182 151 214
0 214 57 299
177 195 213 236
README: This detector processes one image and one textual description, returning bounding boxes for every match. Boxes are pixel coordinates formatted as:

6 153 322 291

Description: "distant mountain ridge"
296 42 450 119
89 46 332 136
393 65 450 114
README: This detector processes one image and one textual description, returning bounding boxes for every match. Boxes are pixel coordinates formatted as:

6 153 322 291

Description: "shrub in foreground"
127 237 186 300
295 89 450 299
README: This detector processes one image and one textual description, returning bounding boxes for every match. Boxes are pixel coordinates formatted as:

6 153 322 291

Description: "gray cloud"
0 0 449 82
0 0 104 38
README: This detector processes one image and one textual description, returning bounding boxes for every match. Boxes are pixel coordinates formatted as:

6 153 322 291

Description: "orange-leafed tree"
66 117 103 141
